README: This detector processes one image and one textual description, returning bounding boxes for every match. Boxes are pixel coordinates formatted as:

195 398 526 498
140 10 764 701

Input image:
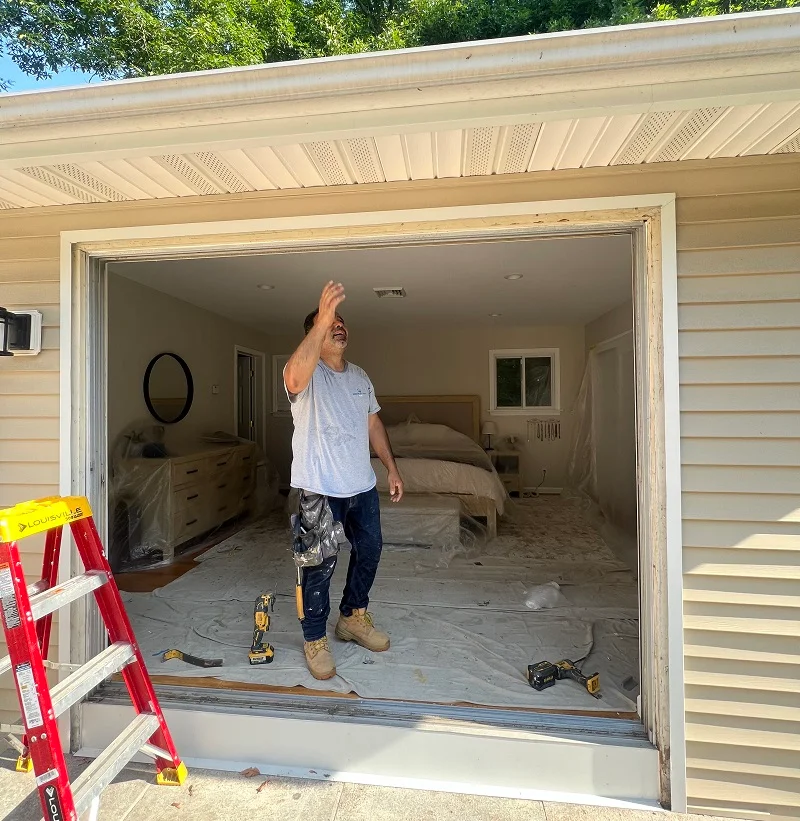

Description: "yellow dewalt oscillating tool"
248 593 275 665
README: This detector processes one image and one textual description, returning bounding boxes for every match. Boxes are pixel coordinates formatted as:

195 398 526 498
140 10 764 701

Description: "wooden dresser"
117 442 257 563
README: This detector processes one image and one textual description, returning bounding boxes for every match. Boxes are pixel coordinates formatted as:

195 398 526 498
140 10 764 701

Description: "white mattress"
372 457 507 515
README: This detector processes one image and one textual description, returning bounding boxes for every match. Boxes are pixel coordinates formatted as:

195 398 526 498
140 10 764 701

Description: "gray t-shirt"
285 360 381 498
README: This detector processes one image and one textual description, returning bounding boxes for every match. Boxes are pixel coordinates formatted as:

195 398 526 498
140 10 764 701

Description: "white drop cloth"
123 497 639 711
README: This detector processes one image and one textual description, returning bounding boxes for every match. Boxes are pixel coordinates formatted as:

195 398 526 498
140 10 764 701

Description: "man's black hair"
303 309 344 335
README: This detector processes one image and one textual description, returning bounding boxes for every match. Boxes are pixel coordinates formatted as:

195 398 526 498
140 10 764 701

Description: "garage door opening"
101 230 643 719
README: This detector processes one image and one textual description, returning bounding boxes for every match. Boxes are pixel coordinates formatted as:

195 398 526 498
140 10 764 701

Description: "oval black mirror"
143 353 194 424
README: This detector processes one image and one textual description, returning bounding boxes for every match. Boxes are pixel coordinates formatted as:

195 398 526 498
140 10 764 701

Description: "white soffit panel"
775 130 800 154
0 174 56 207
404 132 435 180
216 149 277 190
612 110 683 165
126 155 198 197
583 115 645 167
100 158 178 198
743 103 800 156
341 138 385 184
374 135 410 182
272 144 325 187
556 117 608 170
306 141 351 186
529 119 574 171
497 123 541 174
245 146 301 189
465 126 500 176
715 101 800 157
434 130 463 178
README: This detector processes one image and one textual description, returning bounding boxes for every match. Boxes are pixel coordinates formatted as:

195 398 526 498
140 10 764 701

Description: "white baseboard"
522 486 563 496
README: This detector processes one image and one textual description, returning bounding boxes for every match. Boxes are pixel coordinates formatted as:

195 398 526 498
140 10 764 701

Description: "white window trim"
489 348 561 416
272 353 292 416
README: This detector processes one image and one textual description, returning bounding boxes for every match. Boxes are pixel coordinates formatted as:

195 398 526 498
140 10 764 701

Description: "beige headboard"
377 395 481 443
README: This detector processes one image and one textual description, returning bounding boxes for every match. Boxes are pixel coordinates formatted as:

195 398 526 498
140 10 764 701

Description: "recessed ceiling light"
490 313 502 317
257 284 275 290
504 273 523 280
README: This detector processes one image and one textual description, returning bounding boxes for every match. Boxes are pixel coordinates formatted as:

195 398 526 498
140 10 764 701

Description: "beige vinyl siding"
677 191 800 820
0 153 798 817
0 258 60 727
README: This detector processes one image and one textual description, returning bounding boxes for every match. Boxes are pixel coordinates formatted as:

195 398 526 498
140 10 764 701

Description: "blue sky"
0 54 96 93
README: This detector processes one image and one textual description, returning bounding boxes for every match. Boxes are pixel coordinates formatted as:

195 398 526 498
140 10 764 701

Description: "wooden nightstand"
488 450 522 497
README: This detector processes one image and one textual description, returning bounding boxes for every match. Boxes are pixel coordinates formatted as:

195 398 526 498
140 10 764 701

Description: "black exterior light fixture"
0 307 40 356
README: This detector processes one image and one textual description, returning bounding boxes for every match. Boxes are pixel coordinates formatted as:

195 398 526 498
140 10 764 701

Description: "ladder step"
71 713 160 818
50 642 136 718
30 571 107 621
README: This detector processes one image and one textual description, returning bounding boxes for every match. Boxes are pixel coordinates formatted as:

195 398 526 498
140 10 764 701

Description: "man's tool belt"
291 490 350 568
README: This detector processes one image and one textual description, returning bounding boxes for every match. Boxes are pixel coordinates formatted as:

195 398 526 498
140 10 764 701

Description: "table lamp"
481 420 498 451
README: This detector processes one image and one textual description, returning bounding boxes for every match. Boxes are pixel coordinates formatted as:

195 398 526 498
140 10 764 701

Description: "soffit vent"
19 166 104 203
502 123 541 174
373 287 406 298
0 198 14 209
52 163 131 202
193 151 252 193
613 111 682 166
775 129 800 154
345 138 382 184
155 154 225 195
466 127 496 176
652 108 725 163
307 141 348 186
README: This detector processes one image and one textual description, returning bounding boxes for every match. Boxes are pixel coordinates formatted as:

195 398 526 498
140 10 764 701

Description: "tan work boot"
304 637 336 680
335 610 390 652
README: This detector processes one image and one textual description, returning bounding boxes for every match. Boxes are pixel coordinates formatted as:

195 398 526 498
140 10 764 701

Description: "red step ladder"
0 496 187 821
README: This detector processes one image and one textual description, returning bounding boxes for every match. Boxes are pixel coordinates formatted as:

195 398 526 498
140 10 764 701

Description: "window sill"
490 408 561 416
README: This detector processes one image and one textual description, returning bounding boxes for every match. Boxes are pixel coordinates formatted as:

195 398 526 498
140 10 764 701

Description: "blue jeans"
300 487 383 642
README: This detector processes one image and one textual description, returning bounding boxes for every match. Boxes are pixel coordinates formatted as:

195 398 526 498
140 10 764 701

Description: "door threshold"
95 680 646 739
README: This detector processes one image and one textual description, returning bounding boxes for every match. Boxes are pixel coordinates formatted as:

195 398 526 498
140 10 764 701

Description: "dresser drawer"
171 457 207 489
171 509 207 544
208 449 236 472
172 485 208 514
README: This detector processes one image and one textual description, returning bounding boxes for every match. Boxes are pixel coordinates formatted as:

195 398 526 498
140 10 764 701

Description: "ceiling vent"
373 287 406 299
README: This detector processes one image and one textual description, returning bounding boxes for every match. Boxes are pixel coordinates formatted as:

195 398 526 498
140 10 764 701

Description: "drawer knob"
187 494 199 501
186 468 199 475
186 518 198 526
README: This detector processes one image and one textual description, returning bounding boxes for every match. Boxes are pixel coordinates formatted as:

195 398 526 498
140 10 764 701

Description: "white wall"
266 323 586 488
107 273 271 451
583 302 637 535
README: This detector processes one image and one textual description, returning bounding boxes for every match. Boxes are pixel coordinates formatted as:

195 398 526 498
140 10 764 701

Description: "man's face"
319 313 348 352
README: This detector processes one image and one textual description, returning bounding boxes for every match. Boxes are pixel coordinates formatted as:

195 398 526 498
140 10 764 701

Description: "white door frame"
58 193 685 810
233 344 267 451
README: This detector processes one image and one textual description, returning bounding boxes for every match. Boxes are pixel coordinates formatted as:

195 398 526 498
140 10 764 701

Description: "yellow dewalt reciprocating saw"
248 593 275 665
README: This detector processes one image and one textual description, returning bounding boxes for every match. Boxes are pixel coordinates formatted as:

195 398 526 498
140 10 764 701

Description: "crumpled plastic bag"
524 581 563 610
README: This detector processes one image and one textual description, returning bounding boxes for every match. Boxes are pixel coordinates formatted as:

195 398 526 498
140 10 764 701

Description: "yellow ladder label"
0 496 92 542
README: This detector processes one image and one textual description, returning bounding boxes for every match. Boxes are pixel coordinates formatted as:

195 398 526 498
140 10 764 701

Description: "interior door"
237 352 256 441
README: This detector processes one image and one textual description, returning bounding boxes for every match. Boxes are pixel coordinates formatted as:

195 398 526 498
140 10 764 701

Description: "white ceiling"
111 233 632 333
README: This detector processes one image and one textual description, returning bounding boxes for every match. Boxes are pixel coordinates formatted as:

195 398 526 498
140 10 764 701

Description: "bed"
370 395 507 538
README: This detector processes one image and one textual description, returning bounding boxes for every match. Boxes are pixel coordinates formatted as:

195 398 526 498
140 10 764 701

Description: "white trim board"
58 193 684 808
80 701 660 806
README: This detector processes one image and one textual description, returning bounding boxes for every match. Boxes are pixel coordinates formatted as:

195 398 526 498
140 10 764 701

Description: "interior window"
491 350 559 413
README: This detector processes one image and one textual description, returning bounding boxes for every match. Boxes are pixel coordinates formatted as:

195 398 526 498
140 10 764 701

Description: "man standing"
284 281 404 680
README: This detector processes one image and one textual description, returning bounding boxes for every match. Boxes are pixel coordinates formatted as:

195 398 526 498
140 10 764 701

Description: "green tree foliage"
1 0 797 90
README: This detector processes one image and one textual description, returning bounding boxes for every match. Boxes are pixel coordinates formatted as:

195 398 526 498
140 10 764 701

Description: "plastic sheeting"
123 496 640 711
286 489 489 567
372 459 507 515
109 420 280 572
